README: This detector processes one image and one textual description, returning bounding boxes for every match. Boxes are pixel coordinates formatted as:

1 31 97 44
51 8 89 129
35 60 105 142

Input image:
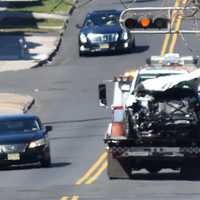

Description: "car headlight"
87 33 97 41
29 138 47 149
80 33 87 44
115 33 119 41
121 31 128 40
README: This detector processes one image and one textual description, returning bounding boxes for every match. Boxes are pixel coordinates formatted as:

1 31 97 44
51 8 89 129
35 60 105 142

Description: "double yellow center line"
60 153 108 199
75 151 108 185
161 0 189 56
60 195 79 200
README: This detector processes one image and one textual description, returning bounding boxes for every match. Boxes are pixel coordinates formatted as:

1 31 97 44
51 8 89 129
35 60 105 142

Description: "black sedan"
78 9 135 56
0 114 52 168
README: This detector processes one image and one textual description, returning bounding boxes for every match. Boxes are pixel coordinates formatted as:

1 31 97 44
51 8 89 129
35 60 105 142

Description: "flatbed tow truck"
98 53 200 179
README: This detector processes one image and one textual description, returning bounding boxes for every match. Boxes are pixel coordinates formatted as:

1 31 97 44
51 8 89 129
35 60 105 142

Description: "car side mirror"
146 57 151 65
194 57 199 65
76 24 82 29
46 125 53 132
98 84 107 107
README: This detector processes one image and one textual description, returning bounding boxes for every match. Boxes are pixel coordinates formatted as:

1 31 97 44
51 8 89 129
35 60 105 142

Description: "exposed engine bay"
127 71 200 140
128 88 200 139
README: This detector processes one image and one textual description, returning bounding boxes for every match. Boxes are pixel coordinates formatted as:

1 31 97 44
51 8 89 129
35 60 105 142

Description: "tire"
79 50 84 57
132 38 136 48
125 39 135 54
180 166 200 179
41 149 51 167
146 167 161 174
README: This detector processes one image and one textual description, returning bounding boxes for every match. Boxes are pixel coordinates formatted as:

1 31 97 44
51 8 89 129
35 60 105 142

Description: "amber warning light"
139 17 151 28
124 16 169 30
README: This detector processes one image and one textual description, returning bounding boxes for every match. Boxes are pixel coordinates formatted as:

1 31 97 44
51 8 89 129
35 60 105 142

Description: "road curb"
32 0 78 68
0 93 35 114
23 96 35 113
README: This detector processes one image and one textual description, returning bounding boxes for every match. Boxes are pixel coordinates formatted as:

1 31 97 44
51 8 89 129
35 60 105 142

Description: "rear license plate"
7 153 20 161
100 44 109 49
130 151 149 156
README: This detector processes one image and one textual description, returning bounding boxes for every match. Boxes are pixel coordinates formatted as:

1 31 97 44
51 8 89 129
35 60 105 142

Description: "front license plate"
7 153 20 161
100 44 109 49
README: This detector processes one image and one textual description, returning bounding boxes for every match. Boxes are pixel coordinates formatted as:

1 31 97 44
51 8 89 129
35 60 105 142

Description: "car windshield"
0 119 41 133
85 13 120 27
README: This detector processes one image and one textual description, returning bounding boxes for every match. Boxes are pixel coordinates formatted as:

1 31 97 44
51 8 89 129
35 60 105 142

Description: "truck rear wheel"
146 167 161 174
180 166 200 179
107 151 133 179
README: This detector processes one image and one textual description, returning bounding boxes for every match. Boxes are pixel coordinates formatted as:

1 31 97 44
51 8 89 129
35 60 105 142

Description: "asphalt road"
0 0 200 200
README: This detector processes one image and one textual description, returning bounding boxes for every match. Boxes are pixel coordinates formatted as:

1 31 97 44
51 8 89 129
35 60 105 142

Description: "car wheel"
41 150 51 167
79 50 84 57
126 44 133 54
125 39 135 54
146 167 161 174
132 38 136 48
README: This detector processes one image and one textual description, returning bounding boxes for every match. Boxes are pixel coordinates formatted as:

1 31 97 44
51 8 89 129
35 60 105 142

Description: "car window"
86 13 120 27
84 19 94 27
105 14 118 26
0 119 41 133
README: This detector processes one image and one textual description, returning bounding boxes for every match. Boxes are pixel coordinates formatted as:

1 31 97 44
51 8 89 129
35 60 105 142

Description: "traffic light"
119 7 174 33
154 17 169 29
124 16 169 30
120 7 200 34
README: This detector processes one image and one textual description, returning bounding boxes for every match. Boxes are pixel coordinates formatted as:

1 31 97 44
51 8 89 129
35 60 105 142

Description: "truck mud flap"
180 161 200 180
107 150 133 179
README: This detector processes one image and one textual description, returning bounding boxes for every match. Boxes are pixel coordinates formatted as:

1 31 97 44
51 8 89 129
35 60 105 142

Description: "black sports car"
0 114 52 168
78 10 135 56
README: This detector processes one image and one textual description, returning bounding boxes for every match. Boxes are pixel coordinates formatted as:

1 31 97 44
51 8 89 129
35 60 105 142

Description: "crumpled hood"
126 69 200 107
136 69 200 92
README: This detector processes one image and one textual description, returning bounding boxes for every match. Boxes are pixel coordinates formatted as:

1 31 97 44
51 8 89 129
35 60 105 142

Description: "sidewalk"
0 32 59 112
0 0 77 72
0 31 61 113
0 31 57 112
0 32 61 72
0 93 34 114
0 0 77 113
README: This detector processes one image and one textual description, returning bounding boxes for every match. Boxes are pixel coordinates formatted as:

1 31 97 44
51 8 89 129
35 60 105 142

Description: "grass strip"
0 18 64 29
7 0 73 14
